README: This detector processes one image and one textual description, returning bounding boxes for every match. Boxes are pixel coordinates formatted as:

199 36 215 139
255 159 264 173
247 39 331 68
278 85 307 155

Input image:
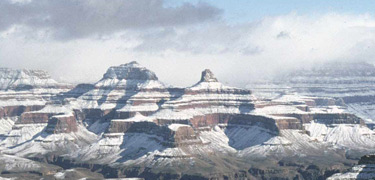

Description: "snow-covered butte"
0 61 375 179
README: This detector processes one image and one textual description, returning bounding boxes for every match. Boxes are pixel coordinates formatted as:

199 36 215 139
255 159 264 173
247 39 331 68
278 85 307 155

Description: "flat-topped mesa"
72 62 172 118
0 68 67 90
45 114 78 134
94 61 166 90
107 114 202 146
0 68 71 119
102 61 158 81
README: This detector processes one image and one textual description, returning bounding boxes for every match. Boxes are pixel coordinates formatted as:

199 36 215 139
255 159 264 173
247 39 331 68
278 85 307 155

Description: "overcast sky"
1 0 375 87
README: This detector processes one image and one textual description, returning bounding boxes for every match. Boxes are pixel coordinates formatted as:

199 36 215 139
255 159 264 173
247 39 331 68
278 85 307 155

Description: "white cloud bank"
1 1 375 87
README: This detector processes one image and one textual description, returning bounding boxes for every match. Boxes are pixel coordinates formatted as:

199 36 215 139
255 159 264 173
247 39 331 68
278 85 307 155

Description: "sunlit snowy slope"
0 61 374 179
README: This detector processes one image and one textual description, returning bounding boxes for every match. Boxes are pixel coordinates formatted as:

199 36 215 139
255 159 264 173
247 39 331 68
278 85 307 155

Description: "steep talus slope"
66 61 176 129
0 68 72 121
0 68 78 147
0 61 374 179
0 68 102 179
66 62 375 179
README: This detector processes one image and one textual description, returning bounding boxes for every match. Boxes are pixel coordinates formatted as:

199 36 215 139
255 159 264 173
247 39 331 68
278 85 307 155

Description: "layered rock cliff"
0 61 375 180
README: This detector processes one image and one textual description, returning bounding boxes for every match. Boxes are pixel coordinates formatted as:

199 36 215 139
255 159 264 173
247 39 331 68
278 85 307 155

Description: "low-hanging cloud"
1 1 375 87
0 0 221 40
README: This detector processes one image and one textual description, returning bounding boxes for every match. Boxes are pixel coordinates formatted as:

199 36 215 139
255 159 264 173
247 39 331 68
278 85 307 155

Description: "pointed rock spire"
200 69 218 82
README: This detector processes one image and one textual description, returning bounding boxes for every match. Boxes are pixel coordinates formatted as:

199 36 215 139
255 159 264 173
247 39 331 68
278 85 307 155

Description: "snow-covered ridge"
102 61 158 81
1 61 375 179
95 61 165 89
0 68 67 90
249 61 375 125
69 62 171 111
150 69 254 122
271 62 375 92
285 61 375 78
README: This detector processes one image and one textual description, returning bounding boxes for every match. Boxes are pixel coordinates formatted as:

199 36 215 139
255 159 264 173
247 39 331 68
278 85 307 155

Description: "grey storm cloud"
1 5 375 87
0 0 222 40
276 31 290 39
133 23 261 55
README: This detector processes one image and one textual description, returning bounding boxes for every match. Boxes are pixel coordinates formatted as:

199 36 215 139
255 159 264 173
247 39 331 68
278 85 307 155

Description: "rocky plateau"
0 61 375 179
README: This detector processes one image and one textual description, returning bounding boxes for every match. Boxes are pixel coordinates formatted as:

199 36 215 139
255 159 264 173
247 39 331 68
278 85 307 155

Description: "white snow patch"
111 113 154 122
168 124 190 131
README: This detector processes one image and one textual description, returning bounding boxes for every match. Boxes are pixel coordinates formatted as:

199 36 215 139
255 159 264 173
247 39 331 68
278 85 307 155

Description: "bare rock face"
200 69 218 82
18 112 52 124
107 113 202 146
45 115 78 134
274 117 303 129
107 113 155 133
359 155 375 165
313 113 364 124
272 113 364 129
76 109 115 121
169 124 202 146
189 113 279 131
0 105 44 119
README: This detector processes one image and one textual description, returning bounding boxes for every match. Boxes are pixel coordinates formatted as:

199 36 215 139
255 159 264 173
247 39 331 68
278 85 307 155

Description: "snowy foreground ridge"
0 61 375 179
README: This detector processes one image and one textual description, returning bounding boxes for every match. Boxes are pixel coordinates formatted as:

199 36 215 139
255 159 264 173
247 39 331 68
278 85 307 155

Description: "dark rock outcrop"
200 69 218 82
45 115 78 134
359 155 375 165
0 105 44 119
